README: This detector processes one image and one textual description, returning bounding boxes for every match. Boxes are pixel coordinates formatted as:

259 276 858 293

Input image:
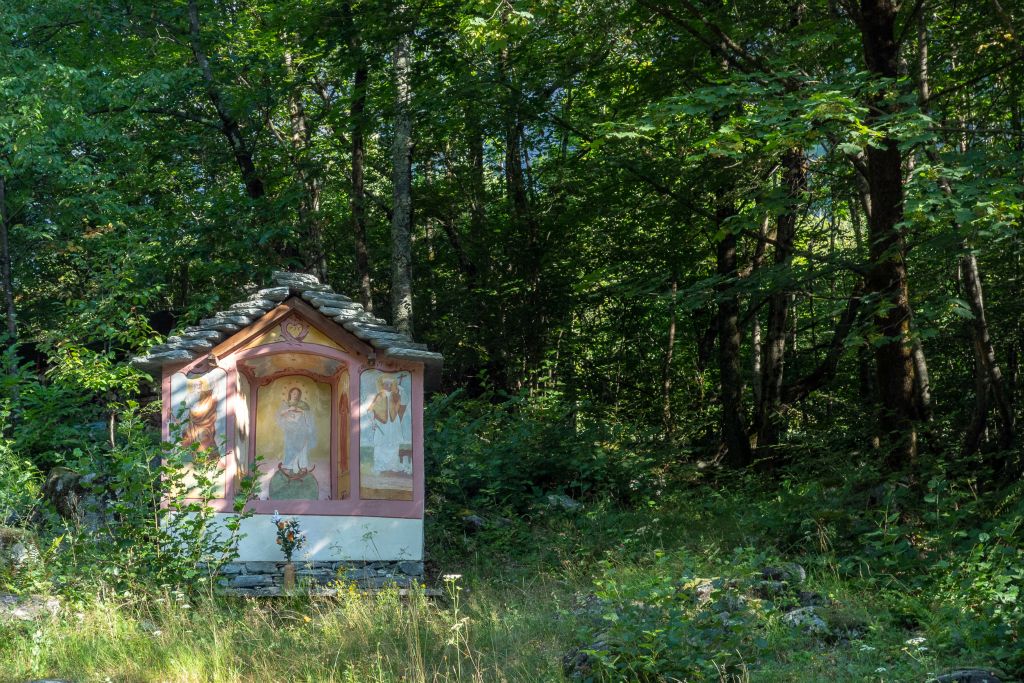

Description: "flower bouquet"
272 510 307 592
272 510 307 562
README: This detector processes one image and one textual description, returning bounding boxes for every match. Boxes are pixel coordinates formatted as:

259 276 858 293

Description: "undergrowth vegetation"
0 386 1020 681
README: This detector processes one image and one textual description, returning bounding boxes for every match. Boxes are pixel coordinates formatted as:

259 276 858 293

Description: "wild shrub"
927 484 1024 674
0 341 256 591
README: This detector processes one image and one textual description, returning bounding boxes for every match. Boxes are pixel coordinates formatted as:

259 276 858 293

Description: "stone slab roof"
131 271 442 373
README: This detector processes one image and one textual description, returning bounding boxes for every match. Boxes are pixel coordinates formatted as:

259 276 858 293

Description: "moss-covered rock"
0 526 37 572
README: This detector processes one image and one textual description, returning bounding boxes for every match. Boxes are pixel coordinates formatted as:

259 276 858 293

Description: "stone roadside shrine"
133 271 441 595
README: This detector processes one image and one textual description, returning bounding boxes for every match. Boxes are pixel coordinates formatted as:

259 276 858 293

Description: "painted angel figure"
277 387 317 474
370 373 413 475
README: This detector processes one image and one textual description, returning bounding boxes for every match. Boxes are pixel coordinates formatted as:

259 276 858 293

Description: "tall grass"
0 577 573 683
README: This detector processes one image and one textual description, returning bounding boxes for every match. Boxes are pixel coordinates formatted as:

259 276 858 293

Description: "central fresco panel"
255 374 332 500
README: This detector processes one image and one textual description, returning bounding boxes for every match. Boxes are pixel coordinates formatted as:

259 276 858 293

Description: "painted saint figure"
370 373 412 474
277 387 317 475
182 377 221 460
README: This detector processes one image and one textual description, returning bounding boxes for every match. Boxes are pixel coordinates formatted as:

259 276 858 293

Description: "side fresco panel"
169 366 229 497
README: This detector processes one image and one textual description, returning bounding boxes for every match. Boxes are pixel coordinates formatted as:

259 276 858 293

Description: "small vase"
283 561 296 593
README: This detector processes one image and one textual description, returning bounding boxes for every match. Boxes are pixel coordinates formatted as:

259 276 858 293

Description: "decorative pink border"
161 301 426 520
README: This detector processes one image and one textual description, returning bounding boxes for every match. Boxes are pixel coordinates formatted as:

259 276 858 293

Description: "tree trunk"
1009 343 1019 404
906 6 935 423
350 56 373 312
961 252 1015 449
849 197 876 407
751 313 762 409
187 0 265 200
916 8 930 103
448 113 485 291
662 278 678 438
747 215 771 415
859 0 919 466
716 203 752 467
756 148 806 447
0 176 16 341
754 4 809 448
390 26 414 335
505 118 540 283
963 337 991 456
754 2 808 449
468 119 487 240
696 317 717 374
284 50 327 280
505 114 544 382
911 332 933 420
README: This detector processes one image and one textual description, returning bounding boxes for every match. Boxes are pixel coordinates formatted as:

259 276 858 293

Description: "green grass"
0 577 573 683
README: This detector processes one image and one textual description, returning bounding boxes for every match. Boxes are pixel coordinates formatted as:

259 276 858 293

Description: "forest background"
0 0 1023 681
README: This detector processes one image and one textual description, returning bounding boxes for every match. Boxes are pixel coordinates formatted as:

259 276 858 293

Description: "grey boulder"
782 606 830 636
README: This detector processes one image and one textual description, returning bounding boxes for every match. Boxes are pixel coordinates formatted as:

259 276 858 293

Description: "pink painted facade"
161 298 426 521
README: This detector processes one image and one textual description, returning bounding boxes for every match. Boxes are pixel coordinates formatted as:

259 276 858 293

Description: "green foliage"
0 333 258 594
17 403 257 593
583 551 768 681
555 466 1024 680
425 389 657 512
0 387 257 594
3 343 147 469
928 488 1024 673
0 0 1023 678
0 406 39 523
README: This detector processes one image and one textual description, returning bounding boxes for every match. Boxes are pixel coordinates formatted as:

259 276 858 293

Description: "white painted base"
214 514 423 562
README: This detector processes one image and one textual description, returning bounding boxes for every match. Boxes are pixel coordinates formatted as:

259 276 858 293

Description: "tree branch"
781 281 864 403
90 105 219 129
